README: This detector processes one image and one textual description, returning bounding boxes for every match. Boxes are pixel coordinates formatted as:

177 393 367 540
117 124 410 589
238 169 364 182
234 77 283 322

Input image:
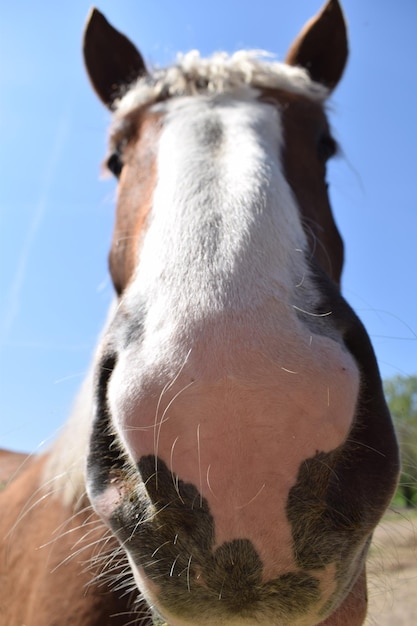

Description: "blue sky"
1 0 416 453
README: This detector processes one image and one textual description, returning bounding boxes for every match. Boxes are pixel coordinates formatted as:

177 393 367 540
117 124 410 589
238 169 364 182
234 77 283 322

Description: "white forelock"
115 50 328 118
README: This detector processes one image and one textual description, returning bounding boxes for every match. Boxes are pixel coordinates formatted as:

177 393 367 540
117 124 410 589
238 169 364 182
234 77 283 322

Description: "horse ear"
285 0 348 92
83 8 147 109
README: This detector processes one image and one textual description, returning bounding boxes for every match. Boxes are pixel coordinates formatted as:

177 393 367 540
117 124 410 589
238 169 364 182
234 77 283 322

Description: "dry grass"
366 509 417 625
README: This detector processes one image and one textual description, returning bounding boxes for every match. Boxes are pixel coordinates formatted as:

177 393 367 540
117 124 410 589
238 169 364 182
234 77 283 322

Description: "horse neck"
0 454 138 626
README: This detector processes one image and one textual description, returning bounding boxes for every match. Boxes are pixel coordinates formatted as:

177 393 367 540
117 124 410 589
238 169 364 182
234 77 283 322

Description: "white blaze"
107 91 360 580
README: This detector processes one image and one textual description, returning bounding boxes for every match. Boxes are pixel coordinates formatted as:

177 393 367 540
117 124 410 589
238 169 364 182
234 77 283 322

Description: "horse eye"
107 152 124 178
317 132 338 163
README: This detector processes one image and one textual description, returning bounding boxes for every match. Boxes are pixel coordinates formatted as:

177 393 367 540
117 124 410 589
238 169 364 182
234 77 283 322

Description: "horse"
0 1 399 624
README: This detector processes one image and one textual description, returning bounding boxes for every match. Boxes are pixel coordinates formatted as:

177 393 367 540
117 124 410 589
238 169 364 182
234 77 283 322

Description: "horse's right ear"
285 0 348 92
83 8 147 110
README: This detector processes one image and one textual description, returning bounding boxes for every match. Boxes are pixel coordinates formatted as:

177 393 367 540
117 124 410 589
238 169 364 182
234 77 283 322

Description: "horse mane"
115 50 328 118
43 303 118 507
42 364 94 507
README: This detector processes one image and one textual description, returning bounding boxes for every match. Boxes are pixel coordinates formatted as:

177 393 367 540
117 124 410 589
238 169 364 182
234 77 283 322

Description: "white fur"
109 91 320 455
127 93 307 331
115 50 328 119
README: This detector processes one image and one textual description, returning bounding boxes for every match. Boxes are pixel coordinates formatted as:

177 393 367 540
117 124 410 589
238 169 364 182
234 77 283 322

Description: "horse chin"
126 552 368 626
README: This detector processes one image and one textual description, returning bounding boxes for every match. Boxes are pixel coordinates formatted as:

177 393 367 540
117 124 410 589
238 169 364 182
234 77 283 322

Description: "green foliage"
384 375 417 508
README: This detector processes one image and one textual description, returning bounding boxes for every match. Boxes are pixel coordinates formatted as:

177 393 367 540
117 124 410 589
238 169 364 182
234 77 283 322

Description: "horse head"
81 2 399 624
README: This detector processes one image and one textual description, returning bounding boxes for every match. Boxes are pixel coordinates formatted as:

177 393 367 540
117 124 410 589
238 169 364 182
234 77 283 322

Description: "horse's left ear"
83 8 148 109
285 0 348 92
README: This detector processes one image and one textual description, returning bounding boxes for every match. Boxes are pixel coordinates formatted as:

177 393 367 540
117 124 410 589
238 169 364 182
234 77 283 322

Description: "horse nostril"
97 353 118 410
87 352 124 497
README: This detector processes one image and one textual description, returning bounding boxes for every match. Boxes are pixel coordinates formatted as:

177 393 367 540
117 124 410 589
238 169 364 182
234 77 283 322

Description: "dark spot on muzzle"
109 456 322 622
